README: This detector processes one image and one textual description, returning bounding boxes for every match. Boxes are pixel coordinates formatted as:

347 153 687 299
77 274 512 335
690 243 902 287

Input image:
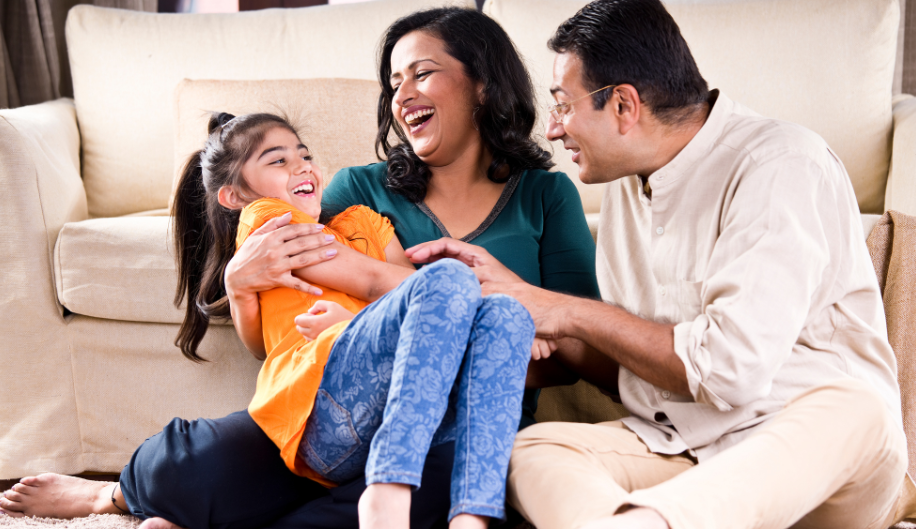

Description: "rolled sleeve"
672 317 735 411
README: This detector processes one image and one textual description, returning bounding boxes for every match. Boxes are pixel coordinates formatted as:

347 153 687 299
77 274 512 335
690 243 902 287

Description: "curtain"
0 0 59 108
905 0 916 95
0 0 154 110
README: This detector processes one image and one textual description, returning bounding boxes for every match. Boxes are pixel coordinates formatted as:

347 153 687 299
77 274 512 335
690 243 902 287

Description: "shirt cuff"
673 318 734 412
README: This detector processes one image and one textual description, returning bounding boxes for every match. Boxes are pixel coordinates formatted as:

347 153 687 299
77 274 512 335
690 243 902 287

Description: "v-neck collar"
415 172 523 243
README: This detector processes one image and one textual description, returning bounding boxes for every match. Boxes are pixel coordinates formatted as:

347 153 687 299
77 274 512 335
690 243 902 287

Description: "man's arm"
408 238 687 395
492 281 688 396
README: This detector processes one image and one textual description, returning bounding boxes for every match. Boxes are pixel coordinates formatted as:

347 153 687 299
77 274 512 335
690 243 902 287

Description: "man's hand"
408 238 569 338
483 280 570 340
295 301 355 341
405 238 523 284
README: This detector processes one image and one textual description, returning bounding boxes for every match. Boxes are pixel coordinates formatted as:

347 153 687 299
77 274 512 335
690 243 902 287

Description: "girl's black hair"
172 112 302 362
376 7 553 203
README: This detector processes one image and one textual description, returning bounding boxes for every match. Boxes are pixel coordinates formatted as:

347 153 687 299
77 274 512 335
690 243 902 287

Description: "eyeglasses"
547 85 616 124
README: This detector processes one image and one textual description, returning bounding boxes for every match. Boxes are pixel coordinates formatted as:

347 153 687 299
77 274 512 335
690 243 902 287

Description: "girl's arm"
226 286 266 360
291 237 415 302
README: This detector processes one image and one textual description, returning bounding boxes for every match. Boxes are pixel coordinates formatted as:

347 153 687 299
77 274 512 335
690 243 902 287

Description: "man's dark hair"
549 0 709 125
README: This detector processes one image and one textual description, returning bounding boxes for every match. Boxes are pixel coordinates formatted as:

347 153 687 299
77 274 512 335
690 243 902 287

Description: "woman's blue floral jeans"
298 259 534 521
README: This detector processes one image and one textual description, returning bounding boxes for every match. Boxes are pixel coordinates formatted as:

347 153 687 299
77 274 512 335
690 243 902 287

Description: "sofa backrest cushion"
485 0 899 215
66 0 474 218
173 78 382 206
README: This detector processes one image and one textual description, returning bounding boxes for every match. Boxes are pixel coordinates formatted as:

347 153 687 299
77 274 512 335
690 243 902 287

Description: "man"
407 0 916 527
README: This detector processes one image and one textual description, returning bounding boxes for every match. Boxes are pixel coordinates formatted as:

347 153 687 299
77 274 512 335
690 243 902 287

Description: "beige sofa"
0 0 913 481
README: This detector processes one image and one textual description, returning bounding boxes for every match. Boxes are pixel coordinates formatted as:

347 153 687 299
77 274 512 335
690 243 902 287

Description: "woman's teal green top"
322 162 600 427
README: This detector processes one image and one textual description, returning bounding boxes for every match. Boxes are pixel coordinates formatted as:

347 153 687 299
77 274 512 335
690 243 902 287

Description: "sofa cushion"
173 78 382 206
66 0 475 218
485 0 899 214
54 214 189 324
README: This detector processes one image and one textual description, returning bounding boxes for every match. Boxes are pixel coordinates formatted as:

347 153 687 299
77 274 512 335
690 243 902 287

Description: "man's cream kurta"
597 91 902 460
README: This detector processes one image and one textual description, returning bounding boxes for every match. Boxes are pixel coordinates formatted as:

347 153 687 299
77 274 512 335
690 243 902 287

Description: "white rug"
0 515 141 529
0 516 913 529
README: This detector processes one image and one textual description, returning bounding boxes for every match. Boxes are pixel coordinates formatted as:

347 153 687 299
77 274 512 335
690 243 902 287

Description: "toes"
0 509 25 518
11 483 31 494
18 476 39 486
2 490 23 503
0 496 25 517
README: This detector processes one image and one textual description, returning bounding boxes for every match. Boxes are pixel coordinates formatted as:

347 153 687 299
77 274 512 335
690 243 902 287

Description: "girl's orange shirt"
236 198 395 486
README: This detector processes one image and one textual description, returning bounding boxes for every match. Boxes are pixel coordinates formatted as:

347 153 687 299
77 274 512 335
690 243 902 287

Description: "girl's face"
389 31 484 166
238 126 323 219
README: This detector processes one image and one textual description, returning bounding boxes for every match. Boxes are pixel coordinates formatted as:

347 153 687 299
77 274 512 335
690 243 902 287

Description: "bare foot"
139 517 184 529
358 483 411 529
0 474 123 518
579 508 670 529
449 513 489 529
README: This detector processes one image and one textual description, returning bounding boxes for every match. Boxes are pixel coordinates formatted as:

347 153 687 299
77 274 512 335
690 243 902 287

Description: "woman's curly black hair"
376 7 553 203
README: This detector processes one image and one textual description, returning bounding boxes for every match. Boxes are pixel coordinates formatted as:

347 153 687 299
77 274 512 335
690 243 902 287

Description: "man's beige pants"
508 379 916 529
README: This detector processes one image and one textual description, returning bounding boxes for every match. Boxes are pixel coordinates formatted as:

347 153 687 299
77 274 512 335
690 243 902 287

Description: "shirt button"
657 175 665 181
662 390 671 399
656 226 665 235
658 286 667 296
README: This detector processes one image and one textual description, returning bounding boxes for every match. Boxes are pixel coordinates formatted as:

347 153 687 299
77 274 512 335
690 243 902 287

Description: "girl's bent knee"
419 259 480 295
480 294 534 334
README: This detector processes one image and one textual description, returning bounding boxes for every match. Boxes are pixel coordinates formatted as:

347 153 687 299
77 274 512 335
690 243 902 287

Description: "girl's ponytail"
172 150 214 362
171 111 300 362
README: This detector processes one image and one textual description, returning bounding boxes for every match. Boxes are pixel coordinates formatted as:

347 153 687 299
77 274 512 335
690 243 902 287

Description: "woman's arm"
225 212 337 359
291 237 414 302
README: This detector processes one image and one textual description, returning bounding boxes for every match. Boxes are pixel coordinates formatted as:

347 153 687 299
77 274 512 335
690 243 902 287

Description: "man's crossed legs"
508 379 916 529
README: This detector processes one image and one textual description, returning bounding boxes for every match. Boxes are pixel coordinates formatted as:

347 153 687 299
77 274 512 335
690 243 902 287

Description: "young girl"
171 112 535 529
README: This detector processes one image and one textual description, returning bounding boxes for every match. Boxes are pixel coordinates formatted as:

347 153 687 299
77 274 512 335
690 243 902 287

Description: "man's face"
546 52 627 185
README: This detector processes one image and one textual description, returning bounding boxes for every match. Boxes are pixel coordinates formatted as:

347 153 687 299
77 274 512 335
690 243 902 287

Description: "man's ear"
611 84 642 135
217 185 246 210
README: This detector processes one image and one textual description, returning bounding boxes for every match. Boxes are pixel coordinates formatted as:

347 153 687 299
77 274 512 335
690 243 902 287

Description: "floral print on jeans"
298 259 534 521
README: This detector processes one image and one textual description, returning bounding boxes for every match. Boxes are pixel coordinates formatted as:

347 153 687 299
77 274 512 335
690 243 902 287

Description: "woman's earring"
472 106 481 131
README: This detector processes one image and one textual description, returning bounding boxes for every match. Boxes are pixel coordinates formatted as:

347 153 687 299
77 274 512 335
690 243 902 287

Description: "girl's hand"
225 212 337 302
531 337 558 361
295 301 355 341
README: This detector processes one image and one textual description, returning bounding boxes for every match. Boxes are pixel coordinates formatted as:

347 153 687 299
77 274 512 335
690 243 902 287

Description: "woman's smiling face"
389 31 483 166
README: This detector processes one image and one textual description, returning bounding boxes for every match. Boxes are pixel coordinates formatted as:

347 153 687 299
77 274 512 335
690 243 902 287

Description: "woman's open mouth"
405 108 435 134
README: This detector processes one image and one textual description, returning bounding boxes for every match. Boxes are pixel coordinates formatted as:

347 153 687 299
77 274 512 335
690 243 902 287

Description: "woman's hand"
295 301 355 341
224 212 337 359
404 238 522 284
225 212 337 301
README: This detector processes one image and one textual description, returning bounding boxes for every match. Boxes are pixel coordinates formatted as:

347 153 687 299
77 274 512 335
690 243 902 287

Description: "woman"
0 8 598 529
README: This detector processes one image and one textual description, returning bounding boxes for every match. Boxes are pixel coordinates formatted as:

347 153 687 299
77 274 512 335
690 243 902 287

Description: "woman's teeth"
292 182 314 195
406 108 435 126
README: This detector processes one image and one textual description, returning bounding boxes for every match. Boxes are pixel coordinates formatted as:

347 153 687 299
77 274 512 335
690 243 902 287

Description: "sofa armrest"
0 98 87 255
886 94 916 215
0 98 88 478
